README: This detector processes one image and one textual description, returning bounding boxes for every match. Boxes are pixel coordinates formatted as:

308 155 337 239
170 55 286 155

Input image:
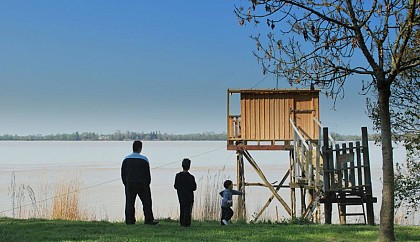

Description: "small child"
219 179 243 225
174 158 197 227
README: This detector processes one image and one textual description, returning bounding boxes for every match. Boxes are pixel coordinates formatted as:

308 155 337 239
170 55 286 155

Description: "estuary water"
0 140 415 224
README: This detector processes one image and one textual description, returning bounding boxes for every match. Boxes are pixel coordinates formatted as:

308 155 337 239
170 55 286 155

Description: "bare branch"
345 0 380 71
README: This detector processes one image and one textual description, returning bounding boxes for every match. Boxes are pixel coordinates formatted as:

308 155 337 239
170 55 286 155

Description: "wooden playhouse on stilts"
227 89 376 224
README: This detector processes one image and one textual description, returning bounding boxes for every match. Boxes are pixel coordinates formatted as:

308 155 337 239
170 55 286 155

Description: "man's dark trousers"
179 202 193 227
125 182 154 224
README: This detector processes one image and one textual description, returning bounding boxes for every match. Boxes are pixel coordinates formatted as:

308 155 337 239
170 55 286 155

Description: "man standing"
121 140 158 225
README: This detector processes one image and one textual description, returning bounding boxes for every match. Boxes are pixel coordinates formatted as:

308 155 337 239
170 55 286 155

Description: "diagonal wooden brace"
242 150 292 216
253 169 290 221
302 193 321 219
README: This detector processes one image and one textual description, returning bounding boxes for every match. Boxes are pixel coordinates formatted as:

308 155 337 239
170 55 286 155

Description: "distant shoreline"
0 139 227 142
0 131 226 142
0 131 379 142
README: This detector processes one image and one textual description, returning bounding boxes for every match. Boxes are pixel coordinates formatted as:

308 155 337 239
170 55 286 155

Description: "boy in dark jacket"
174 158 197 227
219 179 243 225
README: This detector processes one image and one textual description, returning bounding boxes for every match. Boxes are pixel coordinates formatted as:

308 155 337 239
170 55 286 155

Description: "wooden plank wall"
240 92 319 141
294 94 319 140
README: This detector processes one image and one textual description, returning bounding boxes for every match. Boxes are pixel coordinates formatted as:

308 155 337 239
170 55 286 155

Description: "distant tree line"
0 131 227 141
0 130 380 141
330 132 380 141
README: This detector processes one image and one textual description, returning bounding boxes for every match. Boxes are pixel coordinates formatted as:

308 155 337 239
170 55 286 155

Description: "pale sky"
0 0 373 135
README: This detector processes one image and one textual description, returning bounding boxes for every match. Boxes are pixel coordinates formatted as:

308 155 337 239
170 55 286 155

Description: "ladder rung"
339 203 364 205
343 213 365 216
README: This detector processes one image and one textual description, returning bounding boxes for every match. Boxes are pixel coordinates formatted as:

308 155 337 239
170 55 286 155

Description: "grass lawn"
0 218 419 242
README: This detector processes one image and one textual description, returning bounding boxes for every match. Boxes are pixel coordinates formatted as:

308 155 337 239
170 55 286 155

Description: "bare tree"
368 30 420 138
235 1 420 241
368 29 420 221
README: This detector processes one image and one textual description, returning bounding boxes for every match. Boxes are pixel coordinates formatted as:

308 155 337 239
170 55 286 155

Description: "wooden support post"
300 187 306 215
336 144 345 224
355 141 363 187
236 150 246 221
308 143 313 186
339 195 347 225
295 140 300 180
291 188 296 218
349 142 356 187
323 127 332 224
335 144 342 190
290 150 296 218
315 142 320 187
324 200 333 224
366 197 375 225
342 143 349 188
362 127 375 225
227 90 230 140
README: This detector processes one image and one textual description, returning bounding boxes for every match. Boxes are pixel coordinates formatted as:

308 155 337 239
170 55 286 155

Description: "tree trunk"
378 83 395 242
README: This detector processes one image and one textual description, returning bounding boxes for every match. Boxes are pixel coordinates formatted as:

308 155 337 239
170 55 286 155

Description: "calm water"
0 141 414 224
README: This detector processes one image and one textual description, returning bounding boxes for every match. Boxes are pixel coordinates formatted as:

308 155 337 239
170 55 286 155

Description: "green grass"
0 218 419 242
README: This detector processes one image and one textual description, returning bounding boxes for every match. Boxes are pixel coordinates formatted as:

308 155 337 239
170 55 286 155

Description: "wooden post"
308 143 313 186
342 143 349 188
291 187 296 219
290 150 296 218
315 142 320 187
227 90 230 141
323 127 332 224
339 198 346 225
300 187 306 215
355 141 363 187
336 144 346 225
340 143 347 225
236 150 246 220
335 144 342 190
349 142 356 187
362 127 375 225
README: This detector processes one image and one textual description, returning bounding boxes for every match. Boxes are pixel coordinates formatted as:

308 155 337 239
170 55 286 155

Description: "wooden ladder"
337 194 367 224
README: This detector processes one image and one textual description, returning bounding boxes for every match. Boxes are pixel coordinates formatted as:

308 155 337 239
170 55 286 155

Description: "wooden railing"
313 117 336 146
290 118 323 189
321 127 375 225
322 128 372 193
290 118 311 184
228 115 241 139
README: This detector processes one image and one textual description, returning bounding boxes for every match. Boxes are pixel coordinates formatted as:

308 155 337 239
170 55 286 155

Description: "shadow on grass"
0 218 419 242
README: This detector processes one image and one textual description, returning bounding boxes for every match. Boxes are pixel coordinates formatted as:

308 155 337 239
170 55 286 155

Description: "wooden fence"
321 127 376 225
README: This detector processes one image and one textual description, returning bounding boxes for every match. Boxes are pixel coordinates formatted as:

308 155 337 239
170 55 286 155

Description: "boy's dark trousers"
221 206 234 223
179 202 193 227
125 182 154 224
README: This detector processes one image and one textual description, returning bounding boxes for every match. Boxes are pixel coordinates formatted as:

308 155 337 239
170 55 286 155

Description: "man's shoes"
125 220 135 225
146 220 159 225
222 219 229 225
